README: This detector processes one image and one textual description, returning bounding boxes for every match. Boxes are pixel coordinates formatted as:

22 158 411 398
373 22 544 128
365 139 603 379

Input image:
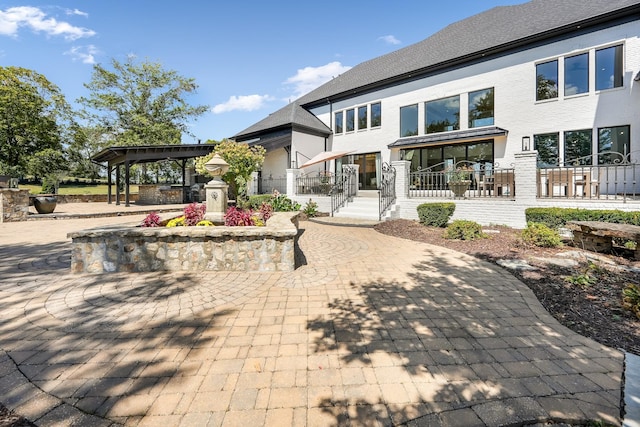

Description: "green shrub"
444 220 486 240
271 193 301 212
623 283 640 319
302 199 319 218
417 203 455 227
246 194 273 210
520 222 562 247
525 207 640 229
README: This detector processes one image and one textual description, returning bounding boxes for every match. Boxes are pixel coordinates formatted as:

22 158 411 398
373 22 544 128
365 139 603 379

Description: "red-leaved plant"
224 206 256 226
141 212 161 227
183 202 206 226
259 202 273 222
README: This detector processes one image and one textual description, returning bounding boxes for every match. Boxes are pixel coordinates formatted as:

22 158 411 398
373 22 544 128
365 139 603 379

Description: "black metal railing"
537 150 639 201
330 167 357 216
296 172 335 195
378 162 396 220
254 175 287 195
408 160 515 199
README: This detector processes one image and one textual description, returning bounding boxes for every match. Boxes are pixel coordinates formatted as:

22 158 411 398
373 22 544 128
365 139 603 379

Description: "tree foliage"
195 139 266 202
78 56 209 147
0 66 74 175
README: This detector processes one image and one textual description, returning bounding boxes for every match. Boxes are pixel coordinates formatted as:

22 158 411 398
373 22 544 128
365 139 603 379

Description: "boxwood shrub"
417 202 455 227
525 207 640 229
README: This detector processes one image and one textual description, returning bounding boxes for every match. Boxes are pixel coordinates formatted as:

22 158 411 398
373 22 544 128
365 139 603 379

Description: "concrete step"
333 196 381 220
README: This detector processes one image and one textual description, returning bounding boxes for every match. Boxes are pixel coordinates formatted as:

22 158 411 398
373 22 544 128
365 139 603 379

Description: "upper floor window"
358 106 367 130
534 133 559 167
400 104 418 137
468 88 494 128
334 111 343 134
598 125 630 164
565 53 588 96
345 109 355 132
425 95 460 134
596 45 623 90
564 129 592 165
536 60 558 100
371 102 381 127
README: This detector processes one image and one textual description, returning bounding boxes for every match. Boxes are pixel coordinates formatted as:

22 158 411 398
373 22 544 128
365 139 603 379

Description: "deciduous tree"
0 66 73 176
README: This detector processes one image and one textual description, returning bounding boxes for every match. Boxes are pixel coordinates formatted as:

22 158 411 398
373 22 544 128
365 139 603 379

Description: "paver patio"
0 210 624 426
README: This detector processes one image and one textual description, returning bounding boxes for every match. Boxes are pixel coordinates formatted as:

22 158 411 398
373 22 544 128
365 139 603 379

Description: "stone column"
514 150 538 204
392 160 410 199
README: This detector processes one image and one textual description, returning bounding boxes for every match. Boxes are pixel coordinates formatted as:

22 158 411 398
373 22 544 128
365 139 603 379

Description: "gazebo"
91 144 217 207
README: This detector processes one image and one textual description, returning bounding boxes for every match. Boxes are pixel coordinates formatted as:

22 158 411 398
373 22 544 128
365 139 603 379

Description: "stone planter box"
68 212 300 273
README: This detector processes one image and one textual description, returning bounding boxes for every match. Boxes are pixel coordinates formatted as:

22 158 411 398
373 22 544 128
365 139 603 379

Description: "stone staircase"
333 190 396 221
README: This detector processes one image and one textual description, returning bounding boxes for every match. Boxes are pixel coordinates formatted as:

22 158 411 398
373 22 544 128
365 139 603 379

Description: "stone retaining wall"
138 185 182 204
68 212 299 273
0 189 30 222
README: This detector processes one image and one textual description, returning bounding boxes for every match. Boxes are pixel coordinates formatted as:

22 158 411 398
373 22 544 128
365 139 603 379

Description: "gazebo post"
107 164 113 204
125 160 131 207
181 159 187 203
115 165 121 206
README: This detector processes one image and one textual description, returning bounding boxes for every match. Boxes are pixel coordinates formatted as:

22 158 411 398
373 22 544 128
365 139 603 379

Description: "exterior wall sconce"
522 136 531 151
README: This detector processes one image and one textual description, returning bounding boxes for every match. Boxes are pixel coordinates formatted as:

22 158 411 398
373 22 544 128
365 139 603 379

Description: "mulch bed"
374 219 640 356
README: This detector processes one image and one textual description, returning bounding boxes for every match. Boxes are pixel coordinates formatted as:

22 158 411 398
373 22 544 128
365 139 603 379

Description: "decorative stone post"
392 160 411 199
286 168 301 197
204 154 230 223
514 150 538 204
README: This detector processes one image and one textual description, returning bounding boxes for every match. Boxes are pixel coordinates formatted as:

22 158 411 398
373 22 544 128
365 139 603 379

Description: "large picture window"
400 104 418 137
468 88 494 128
598 125 630 164
334 111 343 134
345 109 355 132
402 140 494 172
534 133 559 167
536 60 558 101
564 129 593 165
425 96 460 134
371 102 381 127
564 53 588 96
596 45 623 90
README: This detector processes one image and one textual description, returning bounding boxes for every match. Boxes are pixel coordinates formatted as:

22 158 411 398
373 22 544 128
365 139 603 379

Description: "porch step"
333 196 382 221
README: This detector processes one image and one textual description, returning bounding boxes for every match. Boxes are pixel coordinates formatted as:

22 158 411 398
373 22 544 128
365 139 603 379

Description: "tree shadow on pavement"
306 253 622 426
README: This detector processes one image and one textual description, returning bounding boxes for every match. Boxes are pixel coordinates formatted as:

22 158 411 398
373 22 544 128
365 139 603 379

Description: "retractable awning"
300 150 354 168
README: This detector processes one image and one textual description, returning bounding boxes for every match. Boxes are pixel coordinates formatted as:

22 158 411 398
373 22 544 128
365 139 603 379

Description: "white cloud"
0 6 95 40
212 94 273 114
378 35 401 45
284 61 352 99
64 44 99 64
66 9 89 18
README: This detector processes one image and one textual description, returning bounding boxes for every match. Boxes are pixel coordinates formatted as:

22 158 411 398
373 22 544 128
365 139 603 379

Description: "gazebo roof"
91 144 216 166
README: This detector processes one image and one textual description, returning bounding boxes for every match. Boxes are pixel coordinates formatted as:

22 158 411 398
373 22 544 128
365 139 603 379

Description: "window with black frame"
357 106 367 130
425 95 460 134
598 125 630 164
345 109 355 132
400 104 418 137
534 133 559 167
371 102 381 127
334 111 343 134
596 45 623 91
564 53 588 96
536 60 558 101
564 129 593 165
468 88 494 128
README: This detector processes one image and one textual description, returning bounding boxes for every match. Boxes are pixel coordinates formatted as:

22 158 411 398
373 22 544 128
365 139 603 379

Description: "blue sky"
1 1 525 143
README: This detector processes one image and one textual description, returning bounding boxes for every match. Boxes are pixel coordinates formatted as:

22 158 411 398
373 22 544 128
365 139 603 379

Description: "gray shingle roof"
233 102 330 140
235 0 640 139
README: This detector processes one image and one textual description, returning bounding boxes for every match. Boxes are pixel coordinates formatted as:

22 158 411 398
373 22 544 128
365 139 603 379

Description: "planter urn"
33 196 57 214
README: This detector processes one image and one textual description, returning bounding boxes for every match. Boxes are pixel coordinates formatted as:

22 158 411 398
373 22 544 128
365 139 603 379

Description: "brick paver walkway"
0 213 623 426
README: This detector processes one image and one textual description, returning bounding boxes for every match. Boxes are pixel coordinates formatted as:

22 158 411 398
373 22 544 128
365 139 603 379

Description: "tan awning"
300 150 354 168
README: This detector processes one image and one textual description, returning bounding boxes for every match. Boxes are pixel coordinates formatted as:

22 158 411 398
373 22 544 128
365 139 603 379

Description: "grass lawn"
20 184 139 195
